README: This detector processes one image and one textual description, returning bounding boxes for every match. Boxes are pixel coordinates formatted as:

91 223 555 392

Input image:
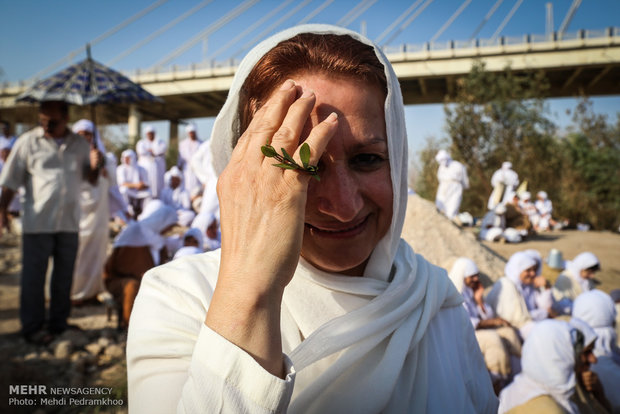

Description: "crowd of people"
450 250 620 412
0 24 617 413
0 104 223 341
434 152 565 243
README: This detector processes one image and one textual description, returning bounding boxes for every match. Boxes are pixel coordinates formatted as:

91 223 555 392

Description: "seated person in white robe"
534 190 555 231
190 211 221 252
486 251 554 339
127 25 498 414
116 149 151 217
553 252 600 315
572 290 620 412
498 319 610 414
160 166 196 227
479 204 522 243
449 257 522 389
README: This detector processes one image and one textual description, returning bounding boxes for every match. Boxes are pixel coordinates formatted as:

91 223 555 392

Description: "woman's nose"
312 165 363 222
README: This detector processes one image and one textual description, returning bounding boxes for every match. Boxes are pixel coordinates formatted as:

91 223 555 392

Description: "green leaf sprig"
261 142 320 181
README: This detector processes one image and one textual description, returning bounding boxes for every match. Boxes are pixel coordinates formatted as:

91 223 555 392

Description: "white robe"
136 138 167 199
128 24 497 414
71 159 110 300
488 167 519 210
435 159 469 219
178 137 203 195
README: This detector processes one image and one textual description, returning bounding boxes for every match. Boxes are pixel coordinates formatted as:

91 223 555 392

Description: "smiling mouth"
305 216 369 238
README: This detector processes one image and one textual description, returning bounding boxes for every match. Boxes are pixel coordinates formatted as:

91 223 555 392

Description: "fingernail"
326 112 338 123
280 79 295 90
301 89 315 98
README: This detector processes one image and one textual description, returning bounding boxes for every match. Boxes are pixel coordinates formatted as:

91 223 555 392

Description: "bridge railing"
2 27 618 91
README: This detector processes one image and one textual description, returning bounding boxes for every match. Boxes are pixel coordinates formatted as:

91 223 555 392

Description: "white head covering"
72 118 106 153
499 320 579 414
435 149 450 164
448 257 479 293
505 251 536 286
164 165 183 187
537 190 548 199
520 191 531 201
185 123 197 133
144 125 155 135
183 227 204 251
121 149 137 165
501 161 512 170
566 252 599 291
573 290 620 361
207 24 465 413
522 249 543 276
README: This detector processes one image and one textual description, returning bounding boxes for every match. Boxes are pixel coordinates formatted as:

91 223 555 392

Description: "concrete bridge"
1 27 619 142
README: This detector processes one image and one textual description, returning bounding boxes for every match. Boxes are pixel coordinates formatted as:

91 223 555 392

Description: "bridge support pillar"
168 119 179 169
128 104 142 147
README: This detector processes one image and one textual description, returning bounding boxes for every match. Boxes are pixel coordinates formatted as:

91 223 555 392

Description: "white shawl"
499 320 579 414
208 24 467 413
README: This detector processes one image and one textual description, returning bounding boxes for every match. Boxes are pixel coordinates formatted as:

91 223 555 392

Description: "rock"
39 351 53 360
105 344 125 359
98 337 112 348
402 194 506 286
54 340 73 359
59 329 90 348
85 342 103 356
24 352 38 360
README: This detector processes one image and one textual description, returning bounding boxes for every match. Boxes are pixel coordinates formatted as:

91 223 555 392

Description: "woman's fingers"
232 80 298 161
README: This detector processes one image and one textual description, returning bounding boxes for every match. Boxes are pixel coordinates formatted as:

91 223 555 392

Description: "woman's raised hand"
205 80 338 377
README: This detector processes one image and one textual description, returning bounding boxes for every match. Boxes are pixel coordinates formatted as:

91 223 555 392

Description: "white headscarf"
208 24 464 413
448 257 479 293
523 249 543 276
502 161 512 170
505 251 536 286
499 320 579 414
164 165 183 187
573 290 620 362
121 149 137 166
435 149 450 164
566 252 599 292
72 118 106 153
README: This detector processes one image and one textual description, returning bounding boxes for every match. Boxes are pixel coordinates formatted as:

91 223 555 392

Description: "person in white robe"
136 126 167 199
498 319 609 414
518 191 539 229
486 251 554 339
127 24 497 414
160 166 195 227
535 190 554 231
572 290 620 412
434 149 469 220
449 257 522 388
177 122 203 196
553 252 601 315
116 149 151 217
488 161 519 210
104 152 130 224
70 119 110 302
189 138 220 217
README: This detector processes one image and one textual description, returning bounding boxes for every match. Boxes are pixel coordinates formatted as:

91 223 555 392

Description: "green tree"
557 99 620 229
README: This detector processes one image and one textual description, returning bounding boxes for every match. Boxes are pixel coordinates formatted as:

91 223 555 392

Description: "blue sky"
1 0 619 155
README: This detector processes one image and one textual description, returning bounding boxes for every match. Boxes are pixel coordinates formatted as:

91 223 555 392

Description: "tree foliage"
414 61 620 230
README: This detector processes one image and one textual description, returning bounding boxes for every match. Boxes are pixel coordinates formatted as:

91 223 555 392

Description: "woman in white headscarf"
434 149 469 220
486 251 554 339
573 290 620 412
127 25 497 413
449 258 521 389
553 252 601 314
104 202 177 329
535 190 555 231
70 119 110 303
498 319 609 414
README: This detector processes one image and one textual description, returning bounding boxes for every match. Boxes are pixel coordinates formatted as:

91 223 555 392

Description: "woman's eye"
350 154 386 171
